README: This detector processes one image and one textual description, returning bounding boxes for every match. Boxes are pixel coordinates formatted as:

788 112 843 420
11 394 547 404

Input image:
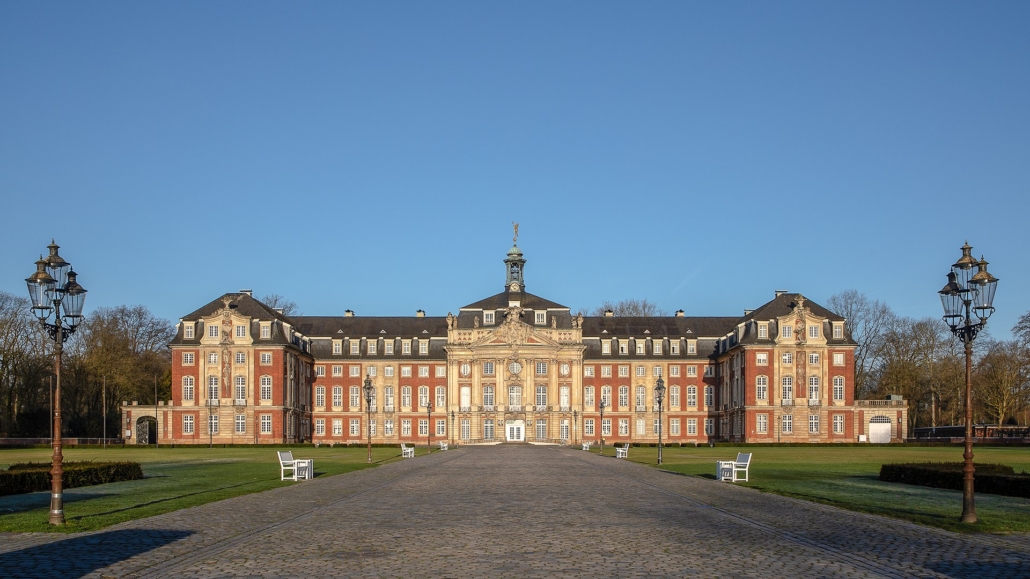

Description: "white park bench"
581 441 592 451
716 452 752 482
439 441 448 451
401 443 415 458
277 450 313 481
615 444 629 459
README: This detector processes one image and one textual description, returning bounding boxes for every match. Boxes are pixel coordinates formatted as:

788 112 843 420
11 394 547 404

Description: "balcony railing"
206 399 219 407
780 399 794 406
233 399 247 407
384 405 395 413
559 406 571 412
508 405 522 412
807 399 821 407
460 406 472 413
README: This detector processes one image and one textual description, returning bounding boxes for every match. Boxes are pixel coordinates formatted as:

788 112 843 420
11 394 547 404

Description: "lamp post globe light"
938 241 999 524
598 398 606 454
25 240 87 526
363 374 374 464
654 376 665 465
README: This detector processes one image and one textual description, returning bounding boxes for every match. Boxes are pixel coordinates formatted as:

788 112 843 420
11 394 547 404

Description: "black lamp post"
450 410 455 445
25 241 87 526
938 242 999 524
363 374 374 464
573 410 578 445
599 398 607 454
426 398 433 453
654 376 665 465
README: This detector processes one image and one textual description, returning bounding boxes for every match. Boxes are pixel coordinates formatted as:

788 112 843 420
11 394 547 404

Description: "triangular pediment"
469 320 560 349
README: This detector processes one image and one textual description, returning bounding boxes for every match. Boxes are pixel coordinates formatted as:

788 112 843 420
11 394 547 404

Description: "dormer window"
619 341 628 355
833 323 843 339
809 325 819 339
636 342 645 355
653 342 662 355
208 325 219 338
384 342 394 355
332 340 342 355
758 323 768 339
782 325 793 339
368 341 377 355
351 341 360 355
670 342 679 355
184 323 195 339
687 340 696 355
419 341 428 355
235 325 247 338
535 311 546 325
484 312 495 325
602 342 611 355
260 324 270 339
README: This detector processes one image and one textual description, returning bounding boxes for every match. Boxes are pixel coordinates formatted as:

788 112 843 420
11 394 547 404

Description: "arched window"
418 385 429 408
182 376 194 401
618 386 629 408
687 385 697 408
207 376 218 400
833 376 845 401
635 386 646 409
234 376 246 401
260 376 272 401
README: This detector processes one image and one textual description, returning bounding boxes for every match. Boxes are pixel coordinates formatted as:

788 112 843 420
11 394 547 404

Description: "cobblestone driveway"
1 445 1028 578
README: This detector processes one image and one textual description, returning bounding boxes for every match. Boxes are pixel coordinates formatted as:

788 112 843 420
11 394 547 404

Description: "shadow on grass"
0 528 192 578
68 480 262 521
0 492 115 515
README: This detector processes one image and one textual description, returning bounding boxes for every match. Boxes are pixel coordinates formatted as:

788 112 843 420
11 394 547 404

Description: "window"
809 415 820 433
535 311 546 324
782 376 793 399
351 341 360 355
385 420 394 435
260 352 272 365
401 386 411 408
208 353 218 365
461 419 471 440
333 340 342 355
687 385 697 408
809 377 820 400
332 419 343 436
757 414 768 433
368 341 377 355
385 386 395 409
833 377 845 401
418 386 429 408
756 376 768 401
384 366 394 377
618 386 629 408
687 365 697 377
833 324 843 339
536 362 547 376
349 366 360 377
236 325 246 338
234 352 245 365
619 341 627 355
368 366 377 377
350 386 360 408
671 418 681 435
782 325 792 339
183 415 195 434
436 419 446 436
484 419 495 440
183 352 195 365
584 366 595 377
419 341 428 355
687 341 696 355
484 312 495 325
261 414 272 434
260 324 270 339
601 386 611 407
208 325 219 338
653 366 662 377
602 342 611 355
436 366 446 377
653 342 662 355
669 366 680 377
315 419 325 436
809 325 819 339
483 385 495 407
401 419 411 436
483 362 495 376
208 415 219 434
670 385 680 408
436 386 446 409
508 385 522 407
585 419 595 436
535 420 547 439
636 419 646 435
618 366 629 377
384 342 394 355
418 419 428 435
234 376 246 400
584 386 594 407
260 376 272 400
418 366 429 378
653 419 661 435
333 365 343 377
635 386 646 409
782 352 793 365
350 419 360 436
601 419 612 436
636 342 645 355
315 386 325 407
559 386 570 408
809 353 819 365
184 324 194 339
704 365 714 377
670 342 679 355
402 341 411 355
332 386 343 408
758 324 768 338
704 385 713 407
833 414 844 434
401 366 412 377
687 418 697 435
182 376 195 401
756 352 768 366
601 366 612 377
618 419 629 435
704 418 713 435
536 385 547 407
636 366 645 377
207 376 219 400
315 366 325 377
833 352 845 366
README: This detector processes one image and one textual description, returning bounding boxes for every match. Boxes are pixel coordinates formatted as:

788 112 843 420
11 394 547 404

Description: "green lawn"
0 445 419 533
605 444 1030 534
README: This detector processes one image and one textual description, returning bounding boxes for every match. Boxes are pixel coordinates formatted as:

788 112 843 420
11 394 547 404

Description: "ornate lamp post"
25 241 87 526
938 241 999 524
572 410 578 445
362 374 374 464
450 410 455 445
426 398 433 453
599 398 607 454
654 376 665 465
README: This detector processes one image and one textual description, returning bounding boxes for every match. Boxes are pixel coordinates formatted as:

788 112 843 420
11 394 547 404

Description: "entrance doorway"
868 416 892 443
506 420 525 442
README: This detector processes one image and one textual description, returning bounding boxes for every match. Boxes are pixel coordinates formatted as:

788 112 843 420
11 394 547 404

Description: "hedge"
879 462 1030 499
0 461 144 497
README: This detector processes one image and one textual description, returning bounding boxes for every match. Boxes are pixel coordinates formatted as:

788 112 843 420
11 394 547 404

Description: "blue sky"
2 2 1028 337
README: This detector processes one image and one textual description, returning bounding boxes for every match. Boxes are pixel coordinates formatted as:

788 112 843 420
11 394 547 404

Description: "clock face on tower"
509 282 520 292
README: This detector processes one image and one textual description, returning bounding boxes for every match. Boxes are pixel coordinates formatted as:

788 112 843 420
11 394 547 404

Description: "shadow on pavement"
0 528 193 578
926 560 1030 579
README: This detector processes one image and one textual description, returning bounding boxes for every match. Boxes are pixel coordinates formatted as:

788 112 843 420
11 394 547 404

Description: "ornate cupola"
504 224 526 295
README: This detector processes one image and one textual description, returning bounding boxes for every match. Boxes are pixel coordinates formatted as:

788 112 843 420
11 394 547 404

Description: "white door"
868 417 892 443
506 420 525 442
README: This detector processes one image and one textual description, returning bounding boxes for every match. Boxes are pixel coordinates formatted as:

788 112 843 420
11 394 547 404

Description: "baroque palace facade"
122 243 907 445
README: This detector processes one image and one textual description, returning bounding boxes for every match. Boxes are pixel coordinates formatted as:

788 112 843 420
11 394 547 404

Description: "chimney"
416 310 425 318
239 289 253 297
675 310 685 317
345 310 355 317
775 290 788 298
604 309 614 317
744 309 754 316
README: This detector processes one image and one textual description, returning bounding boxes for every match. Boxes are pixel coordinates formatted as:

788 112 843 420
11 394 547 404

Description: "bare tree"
975 340 1030 425
1013 311 1030 348
827 290 895 399
260 293 300 317
590 299 668 317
